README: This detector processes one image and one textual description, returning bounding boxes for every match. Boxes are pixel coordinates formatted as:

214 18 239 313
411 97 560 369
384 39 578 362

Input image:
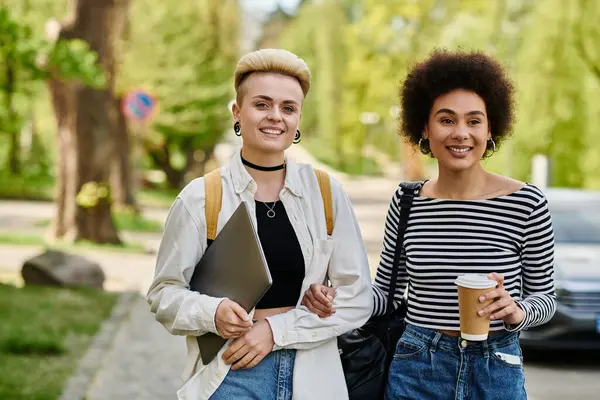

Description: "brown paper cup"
455 274 497 341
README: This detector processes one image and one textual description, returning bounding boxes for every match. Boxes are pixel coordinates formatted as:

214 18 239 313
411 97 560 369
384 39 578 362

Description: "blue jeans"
209 349 295 400
386 324 527 400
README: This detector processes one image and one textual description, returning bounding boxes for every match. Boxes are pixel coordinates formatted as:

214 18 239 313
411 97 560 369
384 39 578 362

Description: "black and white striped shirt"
372 183 556 332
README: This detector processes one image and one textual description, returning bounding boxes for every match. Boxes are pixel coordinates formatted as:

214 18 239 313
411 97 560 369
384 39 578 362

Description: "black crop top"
254 200 305 309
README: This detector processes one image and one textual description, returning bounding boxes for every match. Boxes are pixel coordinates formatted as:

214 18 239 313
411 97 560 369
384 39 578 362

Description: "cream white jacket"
147 151 372 400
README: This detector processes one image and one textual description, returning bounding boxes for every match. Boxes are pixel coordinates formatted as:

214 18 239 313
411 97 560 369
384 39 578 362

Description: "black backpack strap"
399 181 426 192
385 181 425 316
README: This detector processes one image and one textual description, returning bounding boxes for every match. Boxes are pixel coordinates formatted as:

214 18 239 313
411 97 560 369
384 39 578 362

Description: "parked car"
520 188 600 349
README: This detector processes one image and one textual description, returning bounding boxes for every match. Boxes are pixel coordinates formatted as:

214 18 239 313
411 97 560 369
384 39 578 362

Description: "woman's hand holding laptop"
215 299 253 339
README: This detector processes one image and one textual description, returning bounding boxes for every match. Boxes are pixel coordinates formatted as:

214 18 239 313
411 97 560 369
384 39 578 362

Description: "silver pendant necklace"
256 182 284 219
262 201 277 218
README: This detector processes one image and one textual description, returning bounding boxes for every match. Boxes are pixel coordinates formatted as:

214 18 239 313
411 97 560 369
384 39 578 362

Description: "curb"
58 291 139 400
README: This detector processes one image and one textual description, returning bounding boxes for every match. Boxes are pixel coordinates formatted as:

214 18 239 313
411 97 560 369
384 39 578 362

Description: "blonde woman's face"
232 72 303 156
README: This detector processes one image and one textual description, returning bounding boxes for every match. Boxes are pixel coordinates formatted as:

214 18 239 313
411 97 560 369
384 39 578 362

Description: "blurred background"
0 0 599 399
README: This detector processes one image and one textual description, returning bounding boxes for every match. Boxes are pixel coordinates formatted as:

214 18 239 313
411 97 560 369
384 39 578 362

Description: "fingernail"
327 295 333 301
490 315 495 320
479 296 485 302
478 310 484 316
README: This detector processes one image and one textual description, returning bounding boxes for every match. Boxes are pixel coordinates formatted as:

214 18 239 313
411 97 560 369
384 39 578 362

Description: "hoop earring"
489 138 496 152
234 121 241 136
418 138 429 155
293 130 301 144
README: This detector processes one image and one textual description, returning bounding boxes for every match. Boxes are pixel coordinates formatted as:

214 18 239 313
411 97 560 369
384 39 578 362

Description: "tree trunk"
7 127 20 174
145 139 189 189
109 95 138 211
48 78 78 240
5 61 21 174
109 0 135 211
164 164 185 189
195 147 215 178
47 0 129 244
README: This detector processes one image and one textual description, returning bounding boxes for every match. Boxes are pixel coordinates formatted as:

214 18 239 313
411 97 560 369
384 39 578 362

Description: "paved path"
86 296 186 400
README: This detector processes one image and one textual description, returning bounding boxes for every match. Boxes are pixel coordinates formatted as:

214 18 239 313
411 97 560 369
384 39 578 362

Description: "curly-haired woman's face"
424 89 491 172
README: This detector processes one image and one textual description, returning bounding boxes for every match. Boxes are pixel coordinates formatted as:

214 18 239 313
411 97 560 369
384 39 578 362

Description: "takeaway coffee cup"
455 274 498 341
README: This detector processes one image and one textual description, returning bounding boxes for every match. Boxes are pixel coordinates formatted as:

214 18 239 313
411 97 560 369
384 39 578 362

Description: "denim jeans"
209 349 295 400
386 324 527 400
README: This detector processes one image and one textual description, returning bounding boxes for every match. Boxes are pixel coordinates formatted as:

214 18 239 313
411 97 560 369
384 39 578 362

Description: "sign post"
121 89 159 197
122 89 159 124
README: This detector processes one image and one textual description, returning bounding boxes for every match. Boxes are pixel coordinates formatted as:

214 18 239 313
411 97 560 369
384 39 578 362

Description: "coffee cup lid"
454 274 497 289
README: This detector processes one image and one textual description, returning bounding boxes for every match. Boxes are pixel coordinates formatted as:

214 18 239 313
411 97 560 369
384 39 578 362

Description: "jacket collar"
229 149 303 197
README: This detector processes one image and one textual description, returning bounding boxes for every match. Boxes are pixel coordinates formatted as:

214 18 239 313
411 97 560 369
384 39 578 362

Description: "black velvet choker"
241 155 285 171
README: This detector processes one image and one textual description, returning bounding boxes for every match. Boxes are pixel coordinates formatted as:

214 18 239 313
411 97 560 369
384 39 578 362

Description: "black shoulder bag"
337 181 423 400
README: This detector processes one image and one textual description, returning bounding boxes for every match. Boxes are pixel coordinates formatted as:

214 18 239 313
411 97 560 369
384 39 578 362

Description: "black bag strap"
385 181 424 317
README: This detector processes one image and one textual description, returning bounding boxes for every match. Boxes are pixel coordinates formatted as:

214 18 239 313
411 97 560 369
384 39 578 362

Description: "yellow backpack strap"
314 168 334 236
204 168 222 241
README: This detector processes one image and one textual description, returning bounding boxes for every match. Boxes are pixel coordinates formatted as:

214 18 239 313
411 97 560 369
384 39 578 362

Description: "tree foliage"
0 4 104 174
119 0 240 188
270 0 600 187
512 0 597 187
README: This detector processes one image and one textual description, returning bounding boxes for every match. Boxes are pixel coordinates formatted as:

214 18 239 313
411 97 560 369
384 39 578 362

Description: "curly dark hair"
399 49 515 156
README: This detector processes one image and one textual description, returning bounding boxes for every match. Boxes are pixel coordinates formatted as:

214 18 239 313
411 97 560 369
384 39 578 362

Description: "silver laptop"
189 201 272 365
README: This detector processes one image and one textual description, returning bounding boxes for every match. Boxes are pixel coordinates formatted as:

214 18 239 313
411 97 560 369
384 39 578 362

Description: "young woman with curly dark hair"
301 49 556 399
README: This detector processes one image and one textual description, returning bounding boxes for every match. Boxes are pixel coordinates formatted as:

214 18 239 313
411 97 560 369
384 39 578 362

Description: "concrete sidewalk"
85 296 186 400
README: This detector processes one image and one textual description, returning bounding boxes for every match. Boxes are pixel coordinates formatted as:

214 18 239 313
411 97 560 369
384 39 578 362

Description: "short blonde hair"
234 48 311 104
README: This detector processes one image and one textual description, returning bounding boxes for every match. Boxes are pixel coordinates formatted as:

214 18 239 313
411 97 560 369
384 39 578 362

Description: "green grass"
0 233 146 253
113 209 163 232
137 187 178 208
0 173 54 201
0 282 118 400
34 209 163 233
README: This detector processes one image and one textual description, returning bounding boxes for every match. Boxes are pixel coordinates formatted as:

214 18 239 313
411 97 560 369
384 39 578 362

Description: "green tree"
276 0 495 177
257 5 296 49
0 4 103 174
513 0 590 188
47 0 129 244
574 0 600 189
120 0 240 189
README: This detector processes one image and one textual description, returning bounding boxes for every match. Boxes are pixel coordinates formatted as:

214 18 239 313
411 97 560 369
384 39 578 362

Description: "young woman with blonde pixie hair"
147 48 373 400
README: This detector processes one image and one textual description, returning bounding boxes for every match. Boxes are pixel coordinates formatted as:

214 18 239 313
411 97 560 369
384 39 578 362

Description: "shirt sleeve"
266 178 373 350
505 195 557 332
146 188 226 337
372 188 410 317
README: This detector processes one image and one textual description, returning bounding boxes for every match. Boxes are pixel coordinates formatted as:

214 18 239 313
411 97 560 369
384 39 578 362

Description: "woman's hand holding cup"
215 299 253 339
477 273 525 326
